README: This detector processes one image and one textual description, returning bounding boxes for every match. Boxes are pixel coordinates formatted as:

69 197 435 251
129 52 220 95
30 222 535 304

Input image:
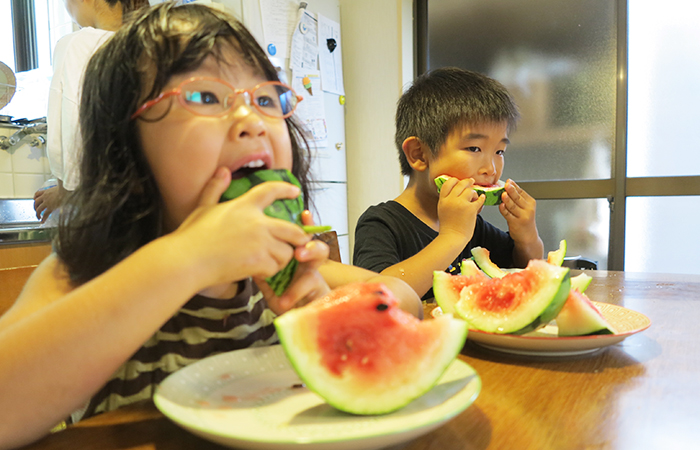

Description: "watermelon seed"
376 303 389 311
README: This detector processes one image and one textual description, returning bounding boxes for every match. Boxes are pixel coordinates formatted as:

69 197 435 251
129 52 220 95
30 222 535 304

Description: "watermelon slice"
434 176 506 206
471 247 507 278
547 239 567 266
556 289 616 336
274 282 468 415
220 169 304 296
473 181 506 206
433 269 487 315
451 260 571 334
570 273 592 292
459 258 486 278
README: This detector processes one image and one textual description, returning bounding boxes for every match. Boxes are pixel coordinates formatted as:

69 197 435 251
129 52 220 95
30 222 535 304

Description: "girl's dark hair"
55 3 312 284
395 67 519 176
105 0 150 17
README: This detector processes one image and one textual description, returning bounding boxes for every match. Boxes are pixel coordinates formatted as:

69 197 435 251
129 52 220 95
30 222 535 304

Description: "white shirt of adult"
47 27 114 191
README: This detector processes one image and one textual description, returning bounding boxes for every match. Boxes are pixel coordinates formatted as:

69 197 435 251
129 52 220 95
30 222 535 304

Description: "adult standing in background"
33 0 149 222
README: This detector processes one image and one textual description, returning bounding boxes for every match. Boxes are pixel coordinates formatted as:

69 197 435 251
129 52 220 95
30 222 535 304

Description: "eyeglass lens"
181 79 297 118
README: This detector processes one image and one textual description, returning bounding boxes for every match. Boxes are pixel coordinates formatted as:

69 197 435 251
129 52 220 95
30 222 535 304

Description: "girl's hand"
173 167 312 290
437 176 485 243
257 210 331 314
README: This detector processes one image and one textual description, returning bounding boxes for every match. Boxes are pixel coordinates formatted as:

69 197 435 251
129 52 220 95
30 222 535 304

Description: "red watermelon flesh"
453 259 570 334
274 282 468 415
556 289 617 336
433 269 487 315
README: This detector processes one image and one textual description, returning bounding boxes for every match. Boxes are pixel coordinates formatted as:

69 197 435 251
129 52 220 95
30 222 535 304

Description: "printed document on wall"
292 70 327 148
317 13 344 96
259 0 298 60
289 9 318 72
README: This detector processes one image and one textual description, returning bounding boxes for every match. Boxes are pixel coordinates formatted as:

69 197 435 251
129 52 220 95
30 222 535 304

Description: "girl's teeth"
243 160 265 168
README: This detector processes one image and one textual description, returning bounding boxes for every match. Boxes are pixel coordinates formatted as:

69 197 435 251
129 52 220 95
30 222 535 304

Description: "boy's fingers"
198 167 232 206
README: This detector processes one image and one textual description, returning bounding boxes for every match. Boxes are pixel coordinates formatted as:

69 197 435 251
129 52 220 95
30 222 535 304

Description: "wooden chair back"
315 231 342 263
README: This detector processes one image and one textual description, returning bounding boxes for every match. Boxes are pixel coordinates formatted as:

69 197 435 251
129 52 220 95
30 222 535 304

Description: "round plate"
0 61 16 110
433 302 651 357
154 345 481 450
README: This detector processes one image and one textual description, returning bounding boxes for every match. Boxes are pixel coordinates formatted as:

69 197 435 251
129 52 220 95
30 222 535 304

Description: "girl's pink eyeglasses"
131 77 303 120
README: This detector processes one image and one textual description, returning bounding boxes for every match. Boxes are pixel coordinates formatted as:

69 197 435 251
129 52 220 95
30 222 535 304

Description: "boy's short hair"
395 67 519 176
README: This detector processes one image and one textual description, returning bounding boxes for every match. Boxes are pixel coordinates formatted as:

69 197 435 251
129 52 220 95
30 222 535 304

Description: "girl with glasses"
0 4 421 448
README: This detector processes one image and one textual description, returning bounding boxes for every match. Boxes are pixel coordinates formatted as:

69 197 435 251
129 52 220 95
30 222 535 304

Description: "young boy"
353 67 543 300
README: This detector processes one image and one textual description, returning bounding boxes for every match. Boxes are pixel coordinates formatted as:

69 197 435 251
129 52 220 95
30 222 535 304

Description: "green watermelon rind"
570 273 592 292
556 291 616 337
547 239 567 266
434 176 505 206
433 271 461 315
473 181 506 206
274 304 468 415
220 169 304 296
470 247 507 279
455 261 571 335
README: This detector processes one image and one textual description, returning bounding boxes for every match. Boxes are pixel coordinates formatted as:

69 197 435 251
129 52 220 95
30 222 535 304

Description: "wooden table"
21 270 700 450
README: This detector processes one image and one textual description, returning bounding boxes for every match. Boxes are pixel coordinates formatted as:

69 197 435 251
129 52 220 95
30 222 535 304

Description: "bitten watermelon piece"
459 258 486 278
452 260 570 334
556 289 617 336
274 283 468 415
434 176 506 206
220 169 304 296
471 247 507 278
547 240 567 266
433 269 487 315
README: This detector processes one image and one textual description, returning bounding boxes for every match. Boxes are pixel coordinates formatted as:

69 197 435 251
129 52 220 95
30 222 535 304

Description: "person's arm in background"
33 179 68 222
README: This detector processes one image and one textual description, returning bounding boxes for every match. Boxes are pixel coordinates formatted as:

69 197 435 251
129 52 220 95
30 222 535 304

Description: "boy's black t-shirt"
353 200 515 300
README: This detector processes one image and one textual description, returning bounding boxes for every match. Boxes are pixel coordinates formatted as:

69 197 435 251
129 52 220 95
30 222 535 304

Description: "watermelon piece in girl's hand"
220 169 304 296
274 282 468 415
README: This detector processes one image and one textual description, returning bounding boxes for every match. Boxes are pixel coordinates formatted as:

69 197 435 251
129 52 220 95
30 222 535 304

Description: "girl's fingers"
301 210 314 226
245 181 301 210
198 167 232 206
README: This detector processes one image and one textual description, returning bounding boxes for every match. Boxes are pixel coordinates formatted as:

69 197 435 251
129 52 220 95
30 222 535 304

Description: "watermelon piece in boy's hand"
220 169 304 296
434 175 506 206
274 282 468 415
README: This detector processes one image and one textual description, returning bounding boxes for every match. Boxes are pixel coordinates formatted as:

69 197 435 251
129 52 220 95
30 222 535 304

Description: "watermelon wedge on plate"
274 282 468 415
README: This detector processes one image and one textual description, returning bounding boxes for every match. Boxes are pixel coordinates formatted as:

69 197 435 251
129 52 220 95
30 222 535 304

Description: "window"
0 0 75 120
419 0 700 273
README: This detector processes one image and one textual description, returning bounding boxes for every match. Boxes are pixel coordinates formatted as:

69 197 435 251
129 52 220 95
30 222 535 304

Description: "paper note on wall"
289 9 318 72
317 13 344 96
259 0 298 59
292 70 327 148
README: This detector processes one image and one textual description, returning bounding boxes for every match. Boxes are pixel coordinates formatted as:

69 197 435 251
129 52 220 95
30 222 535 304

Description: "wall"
339 0 413 262
0 125 52 198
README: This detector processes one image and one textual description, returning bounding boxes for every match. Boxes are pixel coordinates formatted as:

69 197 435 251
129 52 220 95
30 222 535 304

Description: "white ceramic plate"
154 345 481 450
433 302 651 357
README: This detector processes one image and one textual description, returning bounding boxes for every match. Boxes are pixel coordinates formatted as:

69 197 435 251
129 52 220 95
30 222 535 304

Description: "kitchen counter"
0 199 53 245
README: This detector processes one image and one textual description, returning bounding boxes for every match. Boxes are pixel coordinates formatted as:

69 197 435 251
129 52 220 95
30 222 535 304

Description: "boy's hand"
437 176 485 244
499 179 543 262
257 210 331 314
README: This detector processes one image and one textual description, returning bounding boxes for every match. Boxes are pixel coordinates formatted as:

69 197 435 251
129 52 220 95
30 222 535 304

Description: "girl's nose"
227 94 266 140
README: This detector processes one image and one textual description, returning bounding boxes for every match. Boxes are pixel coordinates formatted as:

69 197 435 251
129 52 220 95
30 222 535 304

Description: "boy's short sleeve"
353 202 437 273
353 206 404 273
